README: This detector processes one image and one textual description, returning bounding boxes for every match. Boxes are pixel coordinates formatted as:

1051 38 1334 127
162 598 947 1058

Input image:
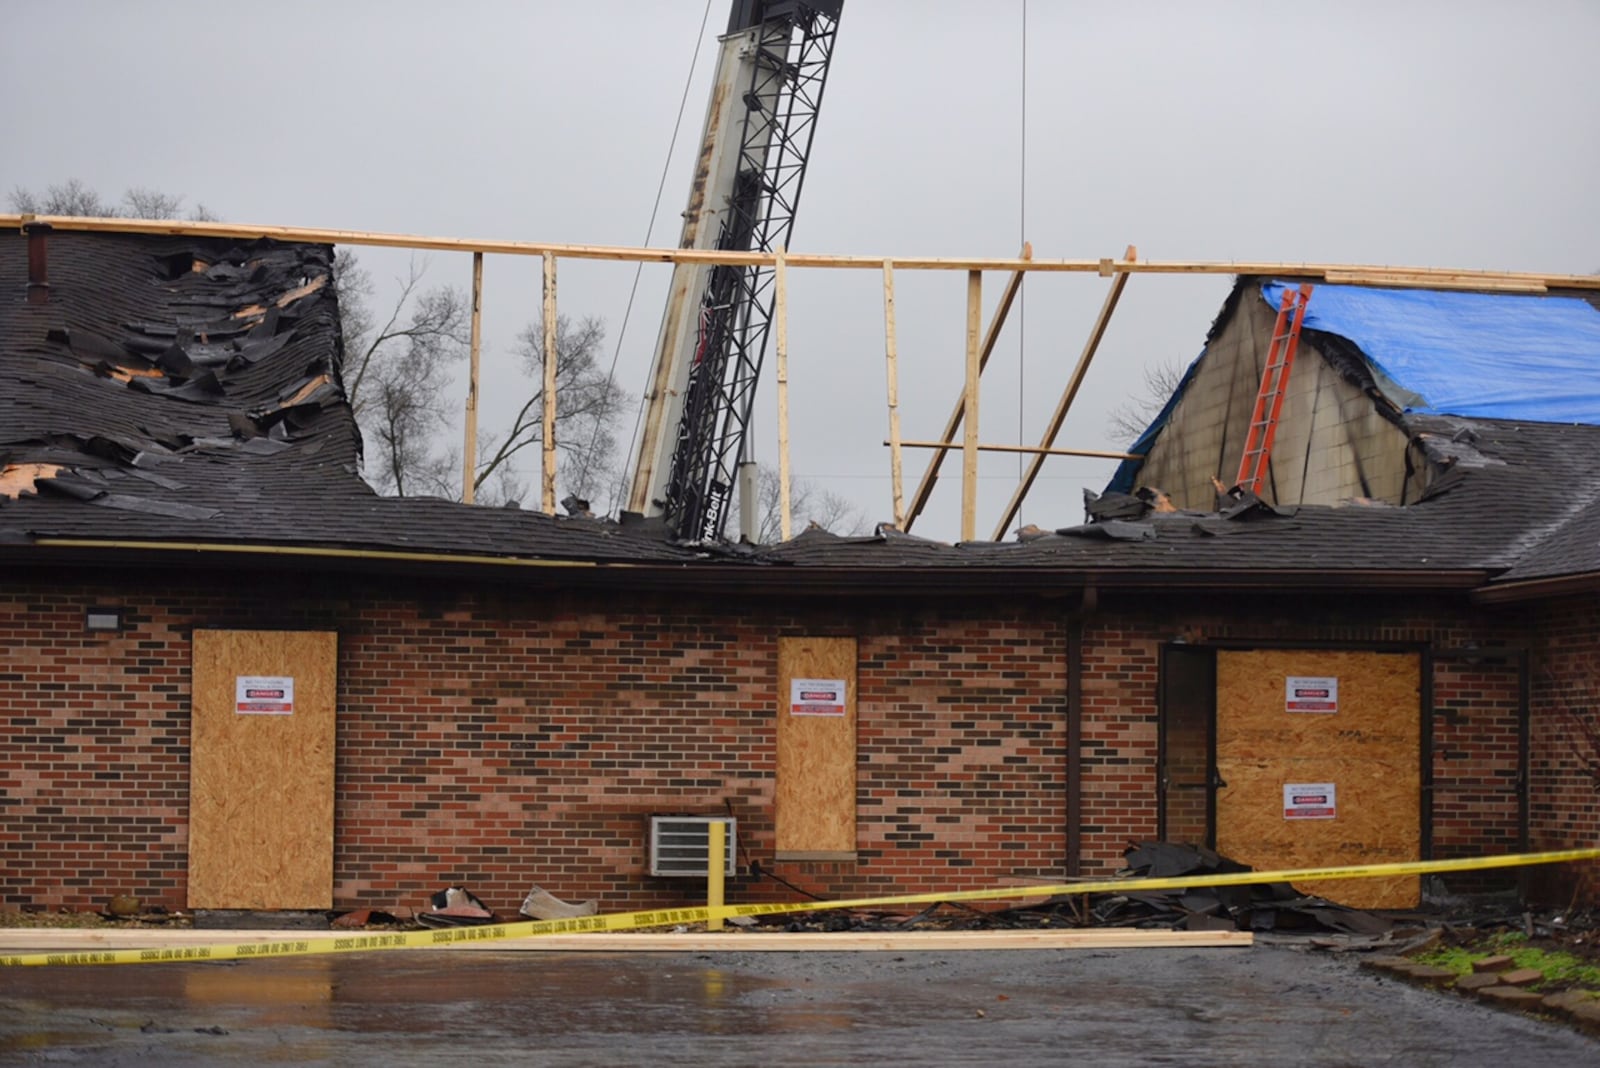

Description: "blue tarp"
1261 280 1600 424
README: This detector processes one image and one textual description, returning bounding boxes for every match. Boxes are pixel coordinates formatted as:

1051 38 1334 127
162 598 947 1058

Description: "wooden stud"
541 251 558 516
962 270 981 542
882 260 904 528
9 215 1597 289
776 247 793 542
991 244 1136 540
462 252 483 504
894 440 1142 461
905 245 1031 532
1322 270 1548 293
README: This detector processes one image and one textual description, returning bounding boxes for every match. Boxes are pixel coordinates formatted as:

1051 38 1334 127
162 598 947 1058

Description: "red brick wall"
2 573 1592 916
0 590 192 909
0 576 1075 915
1431 656 1522 894
1528 595 1600 905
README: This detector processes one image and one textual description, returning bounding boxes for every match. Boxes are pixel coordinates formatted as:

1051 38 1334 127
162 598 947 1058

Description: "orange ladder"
1234 283 1314 493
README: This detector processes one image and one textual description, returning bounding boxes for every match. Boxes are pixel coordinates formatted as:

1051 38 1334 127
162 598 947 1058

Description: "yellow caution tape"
3 846 1595 967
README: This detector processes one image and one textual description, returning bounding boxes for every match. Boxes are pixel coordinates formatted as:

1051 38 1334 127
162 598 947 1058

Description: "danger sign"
790 677 846 717
1285 675 1338 713
1283 782 1337 819
235 675 295 715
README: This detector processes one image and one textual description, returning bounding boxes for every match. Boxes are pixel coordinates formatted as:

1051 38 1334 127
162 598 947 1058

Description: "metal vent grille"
649 816 737 877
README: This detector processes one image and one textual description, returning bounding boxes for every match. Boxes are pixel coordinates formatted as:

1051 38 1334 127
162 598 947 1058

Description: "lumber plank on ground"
0 927 1252 953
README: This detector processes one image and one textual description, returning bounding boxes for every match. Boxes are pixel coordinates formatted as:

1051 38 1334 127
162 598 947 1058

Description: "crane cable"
591 0 717 511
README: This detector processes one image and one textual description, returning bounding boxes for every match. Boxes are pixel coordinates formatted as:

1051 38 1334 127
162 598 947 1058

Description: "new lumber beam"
9 214 1596 288
905 245 1032 534
991 245 1135 540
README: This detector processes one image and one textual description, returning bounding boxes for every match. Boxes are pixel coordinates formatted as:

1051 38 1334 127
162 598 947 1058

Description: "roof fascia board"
1470 572 1600 605
20 538 1489 596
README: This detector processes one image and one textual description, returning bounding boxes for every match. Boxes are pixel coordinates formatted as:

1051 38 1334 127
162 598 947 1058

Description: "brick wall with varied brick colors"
1431 655 1523 895
0 574 1075 915
2 571 1593 917
1527 594 1600 905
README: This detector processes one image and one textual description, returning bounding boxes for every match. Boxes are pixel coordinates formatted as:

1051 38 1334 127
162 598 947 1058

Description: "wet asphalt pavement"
3 942 1596 1066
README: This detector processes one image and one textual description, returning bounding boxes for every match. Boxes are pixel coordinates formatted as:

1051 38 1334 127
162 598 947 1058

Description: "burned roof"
0 229 705 567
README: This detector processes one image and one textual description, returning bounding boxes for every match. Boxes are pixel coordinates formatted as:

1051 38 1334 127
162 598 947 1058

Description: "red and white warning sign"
1285 675 1339 713
235 675 295 715
790 677 847 717
1283 782 1337 819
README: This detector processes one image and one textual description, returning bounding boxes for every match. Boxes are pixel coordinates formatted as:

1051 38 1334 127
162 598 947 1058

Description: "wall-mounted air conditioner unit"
649 816 737 877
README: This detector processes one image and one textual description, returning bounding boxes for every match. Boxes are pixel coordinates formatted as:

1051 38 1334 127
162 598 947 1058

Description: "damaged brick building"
2 224 1597 919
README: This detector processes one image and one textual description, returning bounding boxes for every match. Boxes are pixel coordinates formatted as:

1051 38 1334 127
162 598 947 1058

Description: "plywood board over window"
1216 649 1421 909
189 630 338 910
776 636 857 860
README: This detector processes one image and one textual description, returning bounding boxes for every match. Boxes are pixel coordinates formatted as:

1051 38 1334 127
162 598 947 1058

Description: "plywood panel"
776 637 857 856
189 630 337 909
1216 649 1420 909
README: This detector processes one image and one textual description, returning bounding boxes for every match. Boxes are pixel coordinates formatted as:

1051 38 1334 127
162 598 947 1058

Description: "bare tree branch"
335 254 471 497
474 314 630 508
742 463 866 544
1105 358 1188 446
8 180 216 221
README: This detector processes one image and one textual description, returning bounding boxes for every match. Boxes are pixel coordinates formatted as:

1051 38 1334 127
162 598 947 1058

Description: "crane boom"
627 0 843 541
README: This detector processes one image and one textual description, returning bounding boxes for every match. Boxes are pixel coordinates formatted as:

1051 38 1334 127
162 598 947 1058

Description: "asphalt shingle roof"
4 231 1598 595
0 230 703 566
754 414 1600 581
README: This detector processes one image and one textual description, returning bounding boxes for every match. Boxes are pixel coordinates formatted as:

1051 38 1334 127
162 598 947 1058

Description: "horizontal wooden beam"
1322 270 1548 293
8 214 1598 288
0 927 1254 953
894 440 1143 462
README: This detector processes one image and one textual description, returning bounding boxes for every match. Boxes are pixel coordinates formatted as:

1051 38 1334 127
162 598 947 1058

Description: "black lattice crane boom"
626 0 844 542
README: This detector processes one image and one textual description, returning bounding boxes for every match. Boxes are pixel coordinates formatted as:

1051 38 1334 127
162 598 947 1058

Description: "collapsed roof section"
1097 276 1600 593
0 229 707 567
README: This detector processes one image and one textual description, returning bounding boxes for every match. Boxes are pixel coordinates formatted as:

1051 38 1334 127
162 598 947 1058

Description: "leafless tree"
1105 358 1188 446
8 180 214 221
9 179 116 217
335 253 470 498
743 463 867 544
474 315 631 507
122 186 218 221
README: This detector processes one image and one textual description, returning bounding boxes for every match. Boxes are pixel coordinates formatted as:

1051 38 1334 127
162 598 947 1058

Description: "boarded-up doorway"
776 636 857 859
189 630 337 909
1215 649 1421 908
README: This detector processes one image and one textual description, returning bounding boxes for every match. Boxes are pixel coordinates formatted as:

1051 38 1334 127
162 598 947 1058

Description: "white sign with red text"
790 678 847 717
235 675 295 715
1285 675 1339 713
1283 782 1337 819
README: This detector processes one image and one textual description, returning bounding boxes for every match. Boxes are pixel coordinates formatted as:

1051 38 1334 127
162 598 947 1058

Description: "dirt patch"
0 908 191 930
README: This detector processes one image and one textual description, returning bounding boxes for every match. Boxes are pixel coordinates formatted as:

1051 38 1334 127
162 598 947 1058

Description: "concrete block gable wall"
1 574 1592 914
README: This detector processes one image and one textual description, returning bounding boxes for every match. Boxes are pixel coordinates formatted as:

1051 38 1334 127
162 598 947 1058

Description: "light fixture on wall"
84 607 122 632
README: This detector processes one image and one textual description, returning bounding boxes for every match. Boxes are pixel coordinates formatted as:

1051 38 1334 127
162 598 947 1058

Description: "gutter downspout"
1066 584 1098 877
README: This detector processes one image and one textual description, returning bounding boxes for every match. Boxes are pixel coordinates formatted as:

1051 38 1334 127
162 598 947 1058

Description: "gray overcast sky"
6 0 1598 541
